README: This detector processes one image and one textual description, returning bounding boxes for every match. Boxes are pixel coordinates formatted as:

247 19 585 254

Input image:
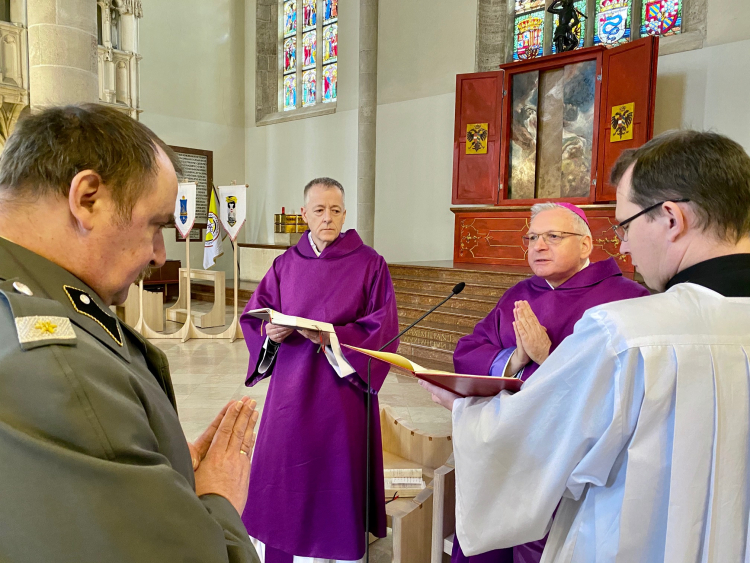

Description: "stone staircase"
388 263 533 372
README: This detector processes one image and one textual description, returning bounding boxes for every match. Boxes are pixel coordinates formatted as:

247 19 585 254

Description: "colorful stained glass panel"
641 0 682 37
552 0 587 53
515 0 545 12
303 70 316 107
324 0 338 24
303 31 316 69
283 37 296 74
284 75 297 111
514 10 545 61
323 64 337 103
323 24 338 64
283 0 296 37
303 0 316 30
594 0 632 47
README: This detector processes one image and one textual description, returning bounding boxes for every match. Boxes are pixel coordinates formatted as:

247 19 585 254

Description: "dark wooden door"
596 36 659 201
452 71 505 205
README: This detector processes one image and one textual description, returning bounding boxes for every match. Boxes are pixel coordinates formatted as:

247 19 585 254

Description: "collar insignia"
63 285 124 347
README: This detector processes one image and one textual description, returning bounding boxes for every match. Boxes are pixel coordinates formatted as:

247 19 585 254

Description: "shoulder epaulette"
0 279 77 351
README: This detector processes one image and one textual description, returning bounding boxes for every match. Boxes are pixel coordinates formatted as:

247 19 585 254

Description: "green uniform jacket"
0 237 259 563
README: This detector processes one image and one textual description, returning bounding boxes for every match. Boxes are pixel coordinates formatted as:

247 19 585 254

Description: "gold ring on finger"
240 450 248 456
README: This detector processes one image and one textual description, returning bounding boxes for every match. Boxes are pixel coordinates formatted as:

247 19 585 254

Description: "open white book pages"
244 308 354 378
343 345 524 397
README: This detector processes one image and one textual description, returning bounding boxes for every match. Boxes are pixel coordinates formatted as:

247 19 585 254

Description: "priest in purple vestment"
239 178 399 563
450 202 649 563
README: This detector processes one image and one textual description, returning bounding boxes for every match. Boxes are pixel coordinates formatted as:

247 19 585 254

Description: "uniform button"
12 282 33 296
80 294 91 305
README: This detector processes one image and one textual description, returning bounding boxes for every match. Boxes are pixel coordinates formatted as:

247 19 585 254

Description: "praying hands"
506 300 552 375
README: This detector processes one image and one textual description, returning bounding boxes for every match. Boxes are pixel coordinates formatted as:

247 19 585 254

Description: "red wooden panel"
596 36 659 202
453 208 633 273
452 72 504 205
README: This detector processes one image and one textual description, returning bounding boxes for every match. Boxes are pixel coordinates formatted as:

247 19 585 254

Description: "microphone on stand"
364 281 466 562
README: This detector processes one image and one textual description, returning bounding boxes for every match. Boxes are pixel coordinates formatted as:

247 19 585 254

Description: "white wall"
373 0 477 262
140 0 246 277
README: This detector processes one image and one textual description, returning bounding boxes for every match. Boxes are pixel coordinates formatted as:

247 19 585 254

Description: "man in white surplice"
420 130 750 562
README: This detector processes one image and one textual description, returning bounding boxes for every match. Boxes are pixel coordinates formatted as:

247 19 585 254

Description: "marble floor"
153 337 453 443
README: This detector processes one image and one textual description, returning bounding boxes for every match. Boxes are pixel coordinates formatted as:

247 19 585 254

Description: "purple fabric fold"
239 230 399 561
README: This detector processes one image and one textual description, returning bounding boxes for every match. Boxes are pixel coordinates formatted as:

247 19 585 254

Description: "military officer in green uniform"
0 105 260 562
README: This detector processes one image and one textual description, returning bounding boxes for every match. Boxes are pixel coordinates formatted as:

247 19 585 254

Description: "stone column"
28 0 98 110
475 0 510 72
357 0 378 247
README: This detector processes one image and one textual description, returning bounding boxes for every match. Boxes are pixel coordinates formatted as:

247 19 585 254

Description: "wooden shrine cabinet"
451 36 659 273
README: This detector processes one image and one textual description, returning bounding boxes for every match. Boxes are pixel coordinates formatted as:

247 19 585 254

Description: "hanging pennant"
174 182 197 239
217 185 247 241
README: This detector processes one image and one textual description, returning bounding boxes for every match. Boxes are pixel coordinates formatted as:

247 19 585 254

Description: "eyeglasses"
611 199 691 242
521 231 585 248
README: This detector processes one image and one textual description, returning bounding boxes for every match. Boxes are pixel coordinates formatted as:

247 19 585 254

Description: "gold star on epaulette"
35 320 57 334
16 316 76 344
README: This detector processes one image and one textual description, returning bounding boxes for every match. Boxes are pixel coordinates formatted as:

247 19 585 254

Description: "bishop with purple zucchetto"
239 178 399 563
450 202 649 563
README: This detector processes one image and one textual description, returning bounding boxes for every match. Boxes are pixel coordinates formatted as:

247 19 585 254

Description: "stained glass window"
324 0 337 24
303 0 316 30
514 10 545 60
641 0 682 37
303 70 316 107
515 0 545 12
284 75 297 111
283 1 297 37
594 0 633 47
323 23 337 64
283 37 296 74
303 30 316 69
323 64 337 103
280 0 338 112
552 0 587 53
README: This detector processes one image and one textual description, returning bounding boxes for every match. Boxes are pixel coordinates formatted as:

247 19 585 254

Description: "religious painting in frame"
169 146 213 242
641 0 682 37
508 70 539 199
594 0 633 48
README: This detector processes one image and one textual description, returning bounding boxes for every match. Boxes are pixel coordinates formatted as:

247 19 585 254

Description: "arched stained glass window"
514 0 546 61
280 0 337 112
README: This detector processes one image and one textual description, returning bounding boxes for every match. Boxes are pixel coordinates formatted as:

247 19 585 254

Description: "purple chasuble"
451 258 649 563
239 230 399 561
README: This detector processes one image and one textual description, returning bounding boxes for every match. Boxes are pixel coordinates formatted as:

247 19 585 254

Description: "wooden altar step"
388 262 533 371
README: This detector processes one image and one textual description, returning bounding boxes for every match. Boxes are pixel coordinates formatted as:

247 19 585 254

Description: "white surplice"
453 283 750 562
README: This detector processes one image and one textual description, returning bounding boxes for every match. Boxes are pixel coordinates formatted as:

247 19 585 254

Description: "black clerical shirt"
665 253 750 297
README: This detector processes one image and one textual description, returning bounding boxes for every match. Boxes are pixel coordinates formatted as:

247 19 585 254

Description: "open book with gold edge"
343 345 523 398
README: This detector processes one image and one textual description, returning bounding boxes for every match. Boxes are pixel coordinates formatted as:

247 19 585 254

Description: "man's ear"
68 170 104 231
580 234 593 259
661 201 687 243
300 206 309 223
